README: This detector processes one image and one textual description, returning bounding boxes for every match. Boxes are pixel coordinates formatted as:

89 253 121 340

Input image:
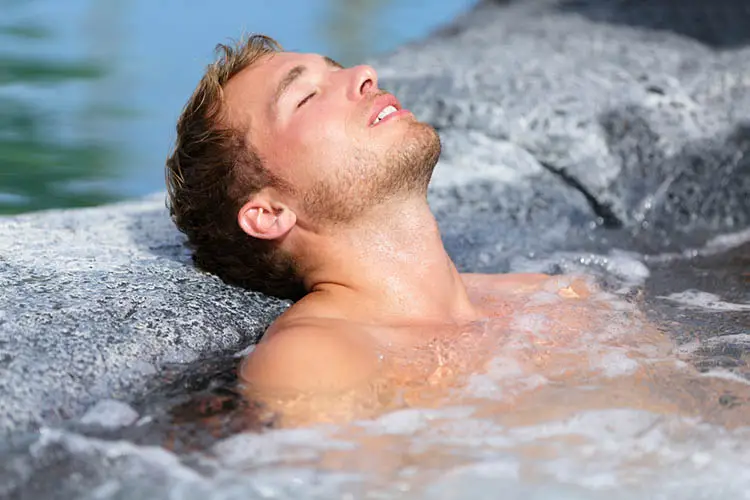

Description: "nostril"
350 65 377 98
359 77 374 95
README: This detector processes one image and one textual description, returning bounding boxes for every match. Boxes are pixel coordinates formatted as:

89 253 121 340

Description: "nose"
348 64 378 100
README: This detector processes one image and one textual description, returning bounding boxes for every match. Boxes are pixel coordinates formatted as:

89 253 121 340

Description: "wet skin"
239 272 568 426
239 273 750 429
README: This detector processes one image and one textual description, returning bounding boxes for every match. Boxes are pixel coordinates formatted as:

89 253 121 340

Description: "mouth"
368 94 410 127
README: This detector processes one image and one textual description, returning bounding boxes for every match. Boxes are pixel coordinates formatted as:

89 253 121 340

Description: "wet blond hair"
165 34 305 301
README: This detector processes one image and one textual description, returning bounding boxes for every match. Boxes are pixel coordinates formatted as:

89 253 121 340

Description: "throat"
296 201 478 323
305 256 478 325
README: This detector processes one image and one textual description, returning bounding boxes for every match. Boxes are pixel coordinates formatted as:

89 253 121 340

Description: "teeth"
373 105 397 124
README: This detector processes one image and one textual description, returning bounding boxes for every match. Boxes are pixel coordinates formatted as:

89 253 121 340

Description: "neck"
292 197 477 325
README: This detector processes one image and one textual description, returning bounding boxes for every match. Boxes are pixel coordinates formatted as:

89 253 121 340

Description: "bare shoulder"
240 318 380 394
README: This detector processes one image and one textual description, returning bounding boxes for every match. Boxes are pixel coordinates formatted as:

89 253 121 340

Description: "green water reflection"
0 0 124 215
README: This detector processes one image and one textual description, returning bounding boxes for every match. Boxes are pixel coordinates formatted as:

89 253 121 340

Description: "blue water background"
0 0 478 212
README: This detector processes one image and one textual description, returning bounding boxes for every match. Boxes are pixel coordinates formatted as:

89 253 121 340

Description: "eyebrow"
323 56 343 69
272 56 344 111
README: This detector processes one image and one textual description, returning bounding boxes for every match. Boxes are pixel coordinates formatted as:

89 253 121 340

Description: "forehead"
222 51 317 128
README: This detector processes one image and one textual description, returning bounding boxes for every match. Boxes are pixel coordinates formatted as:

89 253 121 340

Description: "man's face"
223 51 440 225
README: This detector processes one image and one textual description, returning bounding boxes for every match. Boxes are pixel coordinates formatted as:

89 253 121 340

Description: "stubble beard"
302 121 441 225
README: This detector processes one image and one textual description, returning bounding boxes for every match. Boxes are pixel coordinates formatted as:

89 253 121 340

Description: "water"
4 229 748 499
0 0 478 214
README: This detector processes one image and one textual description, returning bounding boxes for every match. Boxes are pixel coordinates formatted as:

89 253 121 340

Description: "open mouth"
368 95 408 127
372 105 398 125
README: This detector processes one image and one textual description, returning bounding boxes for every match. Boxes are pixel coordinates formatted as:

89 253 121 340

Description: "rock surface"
393 0 750 245
1 0 749 497
0 196 288 435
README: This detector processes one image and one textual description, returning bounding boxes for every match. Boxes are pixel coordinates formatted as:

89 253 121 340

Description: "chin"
410 121 441 165
388 121 441 192
303 121 441 224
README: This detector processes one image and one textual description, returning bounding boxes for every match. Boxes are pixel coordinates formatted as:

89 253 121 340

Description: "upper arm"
238 325 383 427
239 325 378 394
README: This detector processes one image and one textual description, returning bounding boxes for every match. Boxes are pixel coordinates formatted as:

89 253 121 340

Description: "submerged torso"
239 273 750 429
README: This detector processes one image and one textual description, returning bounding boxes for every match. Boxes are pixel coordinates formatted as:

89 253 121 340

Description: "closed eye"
298 92 316 108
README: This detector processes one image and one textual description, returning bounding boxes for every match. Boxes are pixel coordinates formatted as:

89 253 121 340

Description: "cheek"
287 113 354 162
263 123 340 189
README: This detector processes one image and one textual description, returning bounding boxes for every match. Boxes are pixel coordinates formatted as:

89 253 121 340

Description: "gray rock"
1 0 750 497
384 0 750 244
0 195 288 435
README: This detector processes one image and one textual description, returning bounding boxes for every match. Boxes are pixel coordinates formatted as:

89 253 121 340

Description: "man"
165 35 746 429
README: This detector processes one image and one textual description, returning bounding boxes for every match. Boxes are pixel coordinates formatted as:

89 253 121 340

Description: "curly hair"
165 34 306 301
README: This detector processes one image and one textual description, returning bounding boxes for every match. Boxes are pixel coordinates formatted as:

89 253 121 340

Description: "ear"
237 198 296 240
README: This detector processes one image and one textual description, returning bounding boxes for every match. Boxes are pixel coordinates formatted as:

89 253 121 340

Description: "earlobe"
238 201 296 240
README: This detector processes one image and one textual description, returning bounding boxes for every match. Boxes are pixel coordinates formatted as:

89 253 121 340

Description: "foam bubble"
590 349 640 378
8 403 750 499
509 249 651 291
646 227 750 263
658 290 750 312
704 227 750 252
213 427 355 469
701 369 750 386
79 399 139 429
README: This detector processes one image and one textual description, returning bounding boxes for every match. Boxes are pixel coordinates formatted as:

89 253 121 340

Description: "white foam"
509 249 651 290
704 227 750 252
645 227 750 263
589 349 640 378
213 427 355 469
15 403 750 500
233 344 256 358
363 406 477 437
79 399 140 429
701 369 750 386
658 290 750 312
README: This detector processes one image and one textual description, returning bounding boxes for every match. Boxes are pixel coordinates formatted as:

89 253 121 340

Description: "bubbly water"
3 230 749 499
8 401 750 499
